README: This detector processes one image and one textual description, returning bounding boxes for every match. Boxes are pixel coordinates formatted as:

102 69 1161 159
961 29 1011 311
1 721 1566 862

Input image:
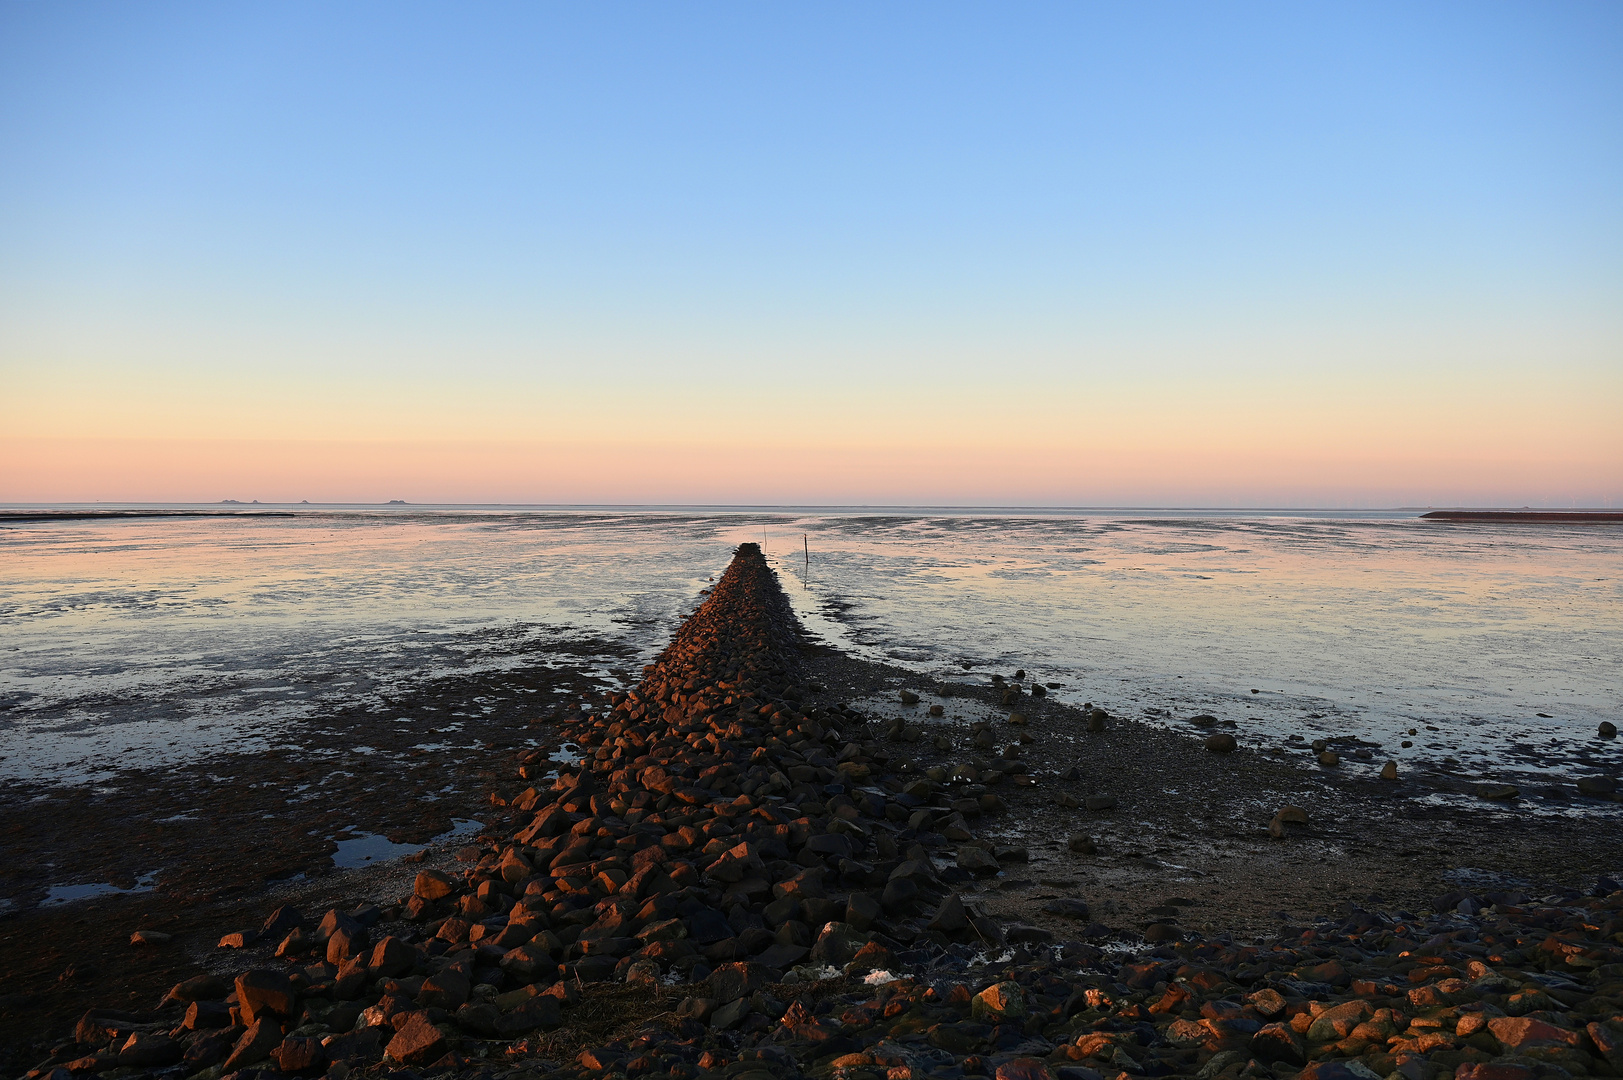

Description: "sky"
1 2 1620 506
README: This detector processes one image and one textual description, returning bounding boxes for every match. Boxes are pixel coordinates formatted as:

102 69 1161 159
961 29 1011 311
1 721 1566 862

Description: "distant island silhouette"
1422 510 1623 523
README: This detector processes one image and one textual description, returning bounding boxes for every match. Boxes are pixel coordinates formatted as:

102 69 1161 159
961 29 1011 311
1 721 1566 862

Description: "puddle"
533 742 585 783
329 817 483 869
43 871 159 907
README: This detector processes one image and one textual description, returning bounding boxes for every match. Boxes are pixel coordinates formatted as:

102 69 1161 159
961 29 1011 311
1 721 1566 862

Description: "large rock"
708 961 773 1002
1488 1016 1582 1050
1250 1022 1305 1063
413 869 456 901
117 1033 182 1068
384 1013 447 1065
326 923 370 965
270 1036 326 1073
927 894 969 934
1306 1000 1371 1042
956 846 1000 876
705 841 766 882
845 892 882 930
970 981 1025 1022
222 1018 283 1071
181 1028 236 1070
808 923 864 965
1577 775 1618 796
499 942 555 978
164 974 228 1005
368 935 416 977
1589 1020 1623 1070
234 969 298 1024
418 967 470 1010
495 995 562 1035
1041 898 1090 920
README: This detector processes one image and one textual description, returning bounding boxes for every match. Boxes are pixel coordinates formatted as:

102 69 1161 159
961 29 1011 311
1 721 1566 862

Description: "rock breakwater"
20 545 1623 1080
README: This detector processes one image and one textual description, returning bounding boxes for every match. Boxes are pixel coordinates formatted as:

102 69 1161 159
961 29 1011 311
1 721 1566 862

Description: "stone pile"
24 545 1623 1080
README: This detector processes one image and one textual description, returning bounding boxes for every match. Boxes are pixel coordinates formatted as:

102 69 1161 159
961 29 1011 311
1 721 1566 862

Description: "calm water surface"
2 506 1617 786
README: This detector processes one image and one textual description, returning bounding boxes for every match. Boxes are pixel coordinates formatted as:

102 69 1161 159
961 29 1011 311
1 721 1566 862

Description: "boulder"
222 1017 283 1071
234 969 298 1024
956 846 1000 876
413 869 456 901
384 1013 447 1065
970 981 1025 1022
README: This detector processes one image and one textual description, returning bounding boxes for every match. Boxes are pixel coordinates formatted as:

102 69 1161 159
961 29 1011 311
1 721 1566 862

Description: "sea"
2 506 1618 789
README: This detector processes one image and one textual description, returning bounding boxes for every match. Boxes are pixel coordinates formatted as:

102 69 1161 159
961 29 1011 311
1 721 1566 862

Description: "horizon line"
3 501 1614 514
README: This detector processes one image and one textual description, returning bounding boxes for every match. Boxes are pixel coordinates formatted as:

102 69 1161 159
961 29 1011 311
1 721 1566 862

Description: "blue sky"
2 2 1619 503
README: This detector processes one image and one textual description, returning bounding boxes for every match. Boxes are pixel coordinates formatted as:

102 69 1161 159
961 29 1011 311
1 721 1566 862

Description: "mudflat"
4 544 1619 1080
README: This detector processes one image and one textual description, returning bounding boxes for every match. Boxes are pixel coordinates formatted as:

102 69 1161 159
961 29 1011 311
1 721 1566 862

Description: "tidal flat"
1 540 1619 1080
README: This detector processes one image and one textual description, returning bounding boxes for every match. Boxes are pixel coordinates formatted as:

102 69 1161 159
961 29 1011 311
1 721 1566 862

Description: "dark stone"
417 968 469 1010
708 961 773 1001
259 904 307 943
182 1000 232 1030
234 969 298 1024
222 1017 283 1071
928 894 969 934
494 995 561 1035
711 996 752 1030
368 935 416 977
270 1035 327 1073
1041 898 1091 920
182 1028 237 1069
165 974 228 1004
117 1033 182 1068
384 1012 446 1065
687 907 736 944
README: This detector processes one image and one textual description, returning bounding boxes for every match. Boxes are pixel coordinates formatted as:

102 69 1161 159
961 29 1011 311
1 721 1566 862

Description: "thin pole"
804 533 809 585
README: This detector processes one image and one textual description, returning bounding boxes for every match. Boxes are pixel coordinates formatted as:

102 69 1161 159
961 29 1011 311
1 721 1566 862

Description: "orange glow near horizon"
5 423 1617 507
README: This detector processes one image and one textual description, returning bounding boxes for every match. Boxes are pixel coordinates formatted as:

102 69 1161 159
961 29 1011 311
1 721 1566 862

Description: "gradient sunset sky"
2 2 1619 506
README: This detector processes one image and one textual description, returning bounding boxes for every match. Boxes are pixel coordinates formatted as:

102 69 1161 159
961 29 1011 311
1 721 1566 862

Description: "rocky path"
16 544 1623 1080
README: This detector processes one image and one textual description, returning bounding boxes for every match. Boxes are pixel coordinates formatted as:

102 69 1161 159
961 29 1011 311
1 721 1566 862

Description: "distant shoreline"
1421 510 1623 523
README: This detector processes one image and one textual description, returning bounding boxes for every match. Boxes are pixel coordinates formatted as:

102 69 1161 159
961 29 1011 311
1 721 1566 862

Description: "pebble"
1205 733 1237 753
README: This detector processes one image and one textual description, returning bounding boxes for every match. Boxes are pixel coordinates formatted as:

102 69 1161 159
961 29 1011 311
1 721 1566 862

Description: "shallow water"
768 512 1622 782
1 506 1617 786
330 817 484 869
